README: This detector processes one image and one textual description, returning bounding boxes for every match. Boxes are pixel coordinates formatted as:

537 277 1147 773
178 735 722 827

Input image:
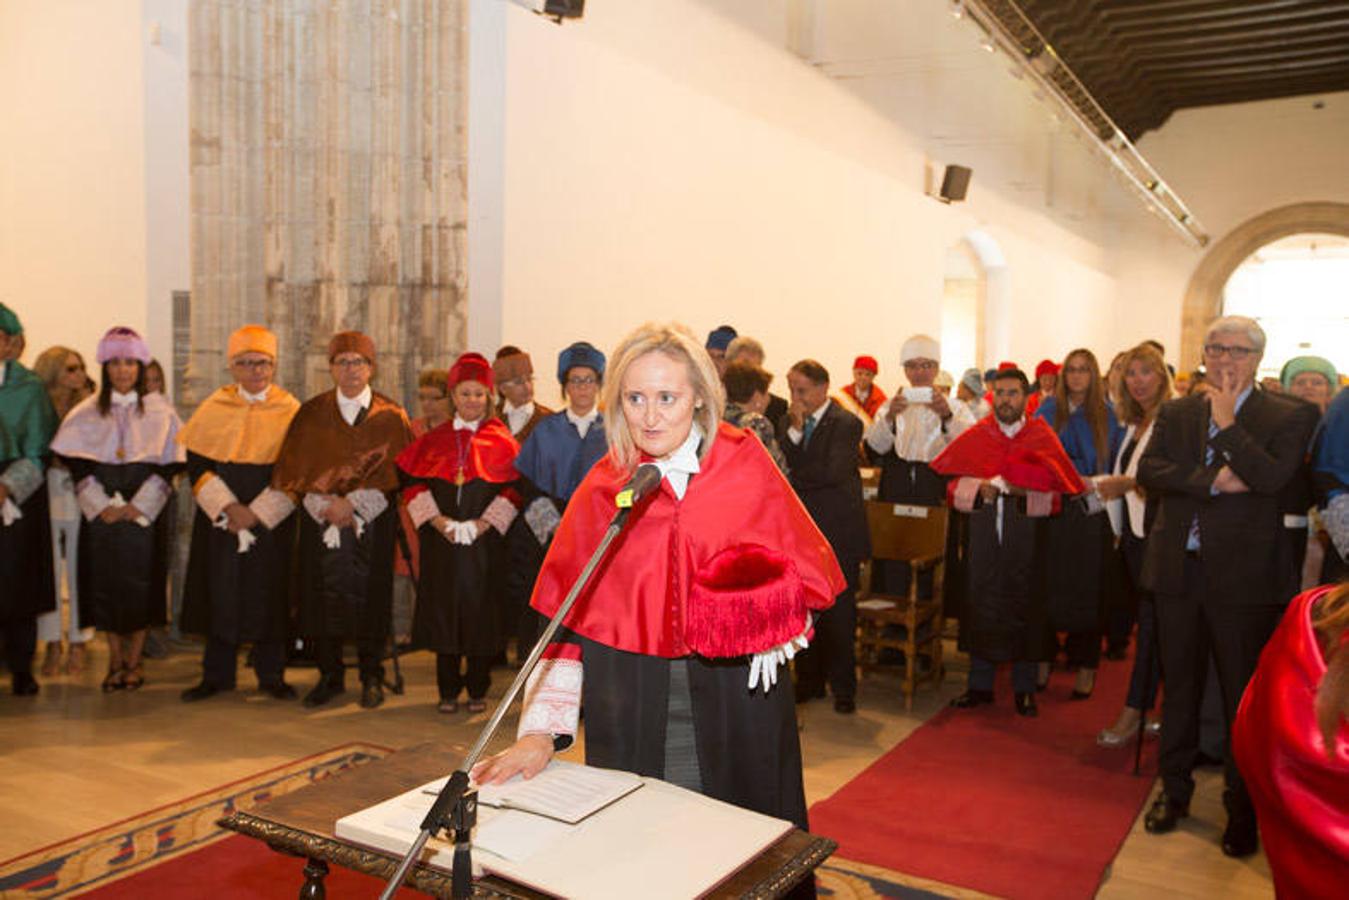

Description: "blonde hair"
1116 343 1174 426
33 345 91 418
601 322 726 472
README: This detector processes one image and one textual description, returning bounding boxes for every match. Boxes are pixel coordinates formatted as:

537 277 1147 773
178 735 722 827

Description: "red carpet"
810 659 1157 900
79 833 427 899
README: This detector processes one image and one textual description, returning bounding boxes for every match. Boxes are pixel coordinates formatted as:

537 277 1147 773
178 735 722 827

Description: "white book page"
473 759 642 824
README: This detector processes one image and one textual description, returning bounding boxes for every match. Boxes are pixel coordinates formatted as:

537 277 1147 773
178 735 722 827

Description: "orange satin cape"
176 384 300 464
396 417 520 487
531 422 844 658
270 389 412 495
929 415 1084 495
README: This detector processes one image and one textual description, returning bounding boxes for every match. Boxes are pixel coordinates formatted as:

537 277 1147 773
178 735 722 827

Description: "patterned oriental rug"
809 661 1158 900
0 742 392 898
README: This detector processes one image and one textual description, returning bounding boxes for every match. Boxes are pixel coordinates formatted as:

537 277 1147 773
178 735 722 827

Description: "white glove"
747 622 812 693
321 515 364 549
110 491 151 528
444 519 479 546
213 512 257 554
1 498 21 526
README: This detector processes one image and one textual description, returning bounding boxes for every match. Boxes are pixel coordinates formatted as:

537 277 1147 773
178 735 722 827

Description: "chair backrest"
865 501 948 563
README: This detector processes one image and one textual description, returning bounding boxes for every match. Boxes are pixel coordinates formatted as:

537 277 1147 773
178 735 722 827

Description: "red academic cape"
396 417 519 497
929 415 1085 507
531 422 844 658
1234 586 1349 899
841 382 888 420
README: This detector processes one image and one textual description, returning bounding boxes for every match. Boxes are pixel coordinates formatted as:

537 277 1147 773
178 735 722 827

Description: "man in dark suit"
779 359 870 714
1137 315 1320 858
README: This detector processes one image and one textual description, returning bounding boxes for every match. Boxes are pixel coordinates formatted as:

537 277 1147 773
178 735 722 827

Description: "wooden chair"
855 500 948 710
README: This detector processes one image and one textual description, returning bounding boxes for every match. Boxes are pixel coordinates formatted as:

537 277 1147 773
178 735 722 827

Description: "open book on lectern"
335 759 794 898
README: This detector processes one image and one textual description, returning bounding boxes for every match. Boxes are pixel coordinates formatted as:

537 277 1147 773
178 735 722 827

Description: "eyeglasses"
1063 365 1092 375
566 375 598 386
232 359 274 370
333 358 371 369
1203 343 1256 360
501 376 534 388
903 360 938 370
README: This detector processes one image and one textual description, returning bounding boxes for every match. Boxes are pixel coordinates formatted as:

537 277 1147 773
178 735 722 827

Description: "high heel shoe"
65 642 87 675
1097 707 1142 748
102 668 125 693
121 663 145 691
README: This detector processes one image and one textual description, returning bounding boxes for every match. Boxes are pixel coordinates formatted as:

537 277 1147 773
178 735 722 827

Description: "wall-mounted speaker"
543 0 585 20
939 165 973 203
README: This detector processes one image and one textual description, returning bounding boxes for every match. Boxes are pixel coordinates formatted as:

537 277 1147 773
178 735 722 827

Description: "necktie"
802 415 816 447
1186 419 1219 552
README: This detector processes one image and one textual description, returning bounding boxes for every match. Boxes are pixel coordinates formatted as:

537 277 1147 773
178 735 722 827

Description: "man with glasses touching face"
1137 315 1319 858
271 331 413 709
178 325 301 702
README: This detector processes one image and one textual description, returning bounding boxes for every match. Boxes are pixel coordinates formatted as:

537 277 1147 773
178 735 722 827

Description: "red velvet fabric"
842 382 888 419
930 415 1085 497
395 417 519 497
685 544 805 658
531 422 843 657
1233 586 1349 899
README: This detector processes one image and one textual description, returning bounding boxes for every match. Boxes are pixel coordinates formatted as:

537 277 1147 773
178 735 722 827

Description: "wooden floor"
0 641 1273 898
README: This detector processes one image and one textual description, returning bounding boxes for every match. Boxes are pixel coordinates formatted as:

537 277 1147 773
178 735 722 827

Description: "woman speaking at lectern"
473 322 843 832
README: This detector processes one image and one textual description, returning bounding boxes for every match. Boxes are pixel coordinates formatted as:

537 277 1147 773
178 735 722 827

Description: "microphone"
614 463 662 509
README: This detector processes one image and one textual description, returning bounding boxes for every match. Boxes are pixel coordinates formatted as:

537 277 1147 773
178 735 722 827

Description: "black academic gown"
0 470 55 623
959 494 1052 663
410 478 511 656
180 453 293 643
68 460 176 633
1042 497 1111 633
295 505 397 643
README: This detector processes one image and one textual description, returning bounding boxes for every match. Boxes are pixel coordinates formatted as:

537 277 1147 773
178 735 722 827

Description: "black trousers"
1 616 36 678
794 563 859 702
437 653 492 701
315 635 384 684
202 635 286 689
1155 555 1282 812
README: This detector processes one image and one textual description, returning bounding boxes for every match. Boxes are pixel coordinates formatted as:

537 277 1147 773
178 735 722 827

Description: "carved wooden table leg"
299 857 329 900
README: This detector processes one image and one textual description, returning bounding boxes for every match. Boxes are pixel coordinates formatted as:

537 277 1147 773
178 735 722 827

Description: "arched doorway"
1178 202 1349 370
941 229 1008 374
1222 233 1349 381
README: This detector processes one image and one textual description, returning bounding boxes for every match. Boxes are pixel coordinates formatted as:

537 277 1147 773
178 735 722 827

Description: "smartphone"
904 386 933 403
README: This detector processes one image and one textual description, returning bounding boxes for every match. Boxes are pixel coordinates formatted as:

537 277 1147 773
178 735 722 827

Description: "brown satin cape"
270 389 412 495
177 384 300 465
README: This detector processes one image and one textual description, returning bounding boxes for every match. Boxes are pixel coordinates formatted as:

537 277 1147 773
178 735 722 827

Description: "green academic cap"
0 303 21 336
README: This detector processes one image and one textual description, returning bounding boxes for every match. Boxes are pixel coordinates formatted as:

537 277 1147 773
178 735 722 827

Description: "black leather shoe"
303 680 345 708
12 672 39 696
1143 794 1189 834
260 681 298 701
1221 814 1258 857
949 689 994 708
360 679 384 709
1014 692 1038 717
180 682 221 703
833 697 856 714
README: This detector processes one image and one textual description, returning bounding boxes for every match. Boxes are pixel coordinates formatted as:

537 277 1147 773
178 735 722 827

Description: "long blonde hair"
1313 583 1349 757
600 323 726 472
33 345 91 419
1116 343 1173 427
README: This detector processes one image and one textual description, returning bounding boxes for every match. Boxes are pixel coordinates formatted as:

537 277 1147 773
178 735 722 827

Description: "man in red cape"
931 367 1083 716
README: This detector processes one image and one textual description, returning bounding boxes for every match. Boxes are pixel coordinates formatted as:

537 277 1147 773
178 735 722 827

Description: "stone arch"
1179 202 1349 368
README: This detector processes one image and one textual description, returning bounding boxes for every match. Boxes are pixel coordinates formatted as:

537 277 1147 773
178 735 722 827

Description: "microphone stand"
379 468 658 899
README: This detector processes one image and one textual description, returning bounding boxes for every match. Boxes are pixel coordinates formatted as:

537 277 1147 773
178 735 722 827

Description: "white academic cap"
900 334 941 364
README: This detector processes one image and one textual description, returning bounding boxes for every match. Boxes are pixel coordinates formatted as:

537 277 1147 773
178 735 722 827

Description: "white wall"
479 0 1134 395
1113 91 1349 369
0 0 187 382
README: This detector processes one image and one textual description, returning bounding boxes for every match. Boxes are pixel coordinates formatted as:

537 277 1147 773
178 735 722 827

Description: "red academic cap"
1035 359 1060 378
448 352 494 392
853 355 879 374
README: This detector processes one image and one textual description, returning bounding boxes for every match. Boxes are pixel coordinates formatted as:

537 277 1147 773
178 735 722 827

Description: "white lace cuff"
347 488 389 523
302 492 330 525
194 473 238 521
130 475 172 522
517 657 583 740
407 490 441 528
249 488 295 530
524 496 561 545
0 458 44 505
481 494 519 535
76 476 113 521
